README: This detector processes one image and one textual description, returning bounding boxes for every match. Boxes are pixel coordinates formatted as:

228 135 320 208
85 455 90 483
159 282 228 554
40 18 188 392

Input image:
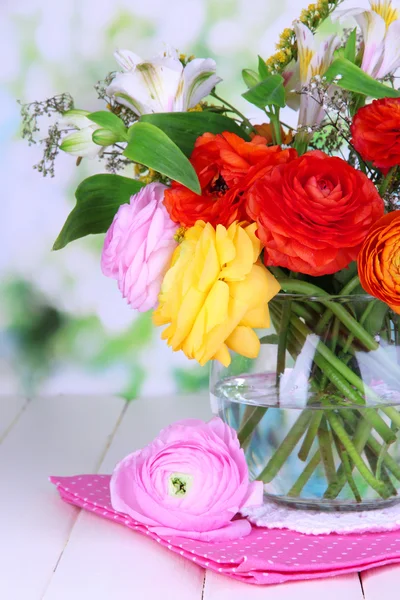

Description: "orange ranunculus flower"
351 98 400 171
358 211 400 314
153 220 280 366
252 123 293 145
247 150 385 277
163 131 297 228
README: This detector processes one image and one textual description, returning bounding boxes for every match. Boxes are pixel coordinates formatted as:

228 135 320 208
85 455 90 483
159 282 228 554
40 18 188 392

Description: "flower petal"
176 58 222 111
60 128 101 158
114 49 143 72
356 10 386 75
376 19 400 77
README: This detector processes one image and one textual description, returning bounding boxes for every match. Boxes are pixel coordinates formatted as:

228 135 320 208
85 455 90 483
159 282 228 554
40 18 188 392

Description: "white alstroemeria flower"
106 47 222 115
59 109 104 158
285 22 339 129
335 0 400 78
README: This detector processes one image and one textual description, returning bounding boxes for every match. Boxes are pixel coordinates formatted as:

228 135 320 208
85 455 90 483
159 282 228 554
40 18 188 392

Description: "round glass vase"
210 293 400 512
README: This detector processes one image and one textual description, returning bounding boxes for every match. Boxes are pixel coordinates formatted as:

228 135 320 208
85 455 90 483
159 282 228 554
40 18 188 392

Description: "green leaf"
139 112 250 157
124 121 201 193
53 174 145 250
242 68 260 89
343 28 357 64
259 333 279 344
242 74 286 109
325 58 400 98
363 301 389 337
258 55 270 79
88 111 128 140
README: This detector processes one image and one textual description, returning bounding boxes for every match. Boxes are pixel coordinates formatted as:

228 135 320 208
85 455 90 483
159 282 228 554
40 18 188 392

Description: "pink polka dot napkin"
50 474 400 585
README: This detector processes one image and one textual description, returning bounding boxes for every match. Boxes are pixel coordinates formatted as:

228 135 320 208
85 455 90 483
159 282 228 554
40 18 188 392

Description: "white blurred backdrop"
1 0 310 397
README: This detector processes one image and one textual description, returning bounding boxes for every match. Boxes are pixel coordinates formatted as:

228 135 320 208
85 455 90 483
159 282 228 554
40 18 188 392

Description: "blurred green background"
2 0 309 398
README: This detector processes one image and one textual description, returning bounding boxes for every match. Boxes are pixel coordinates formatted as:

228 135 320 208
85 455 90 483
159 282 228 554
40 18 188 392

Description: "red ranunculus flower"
163 131 297 228
351 98 400 170
247 150 385 276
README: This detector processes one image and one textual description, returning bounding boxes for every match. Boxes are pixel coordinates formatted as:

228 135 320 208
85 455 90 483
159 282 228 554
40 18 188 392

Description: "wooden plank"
361 564 400 599
0 396 29 442
203 571 364 599
0 395 126 600
43 394 211 600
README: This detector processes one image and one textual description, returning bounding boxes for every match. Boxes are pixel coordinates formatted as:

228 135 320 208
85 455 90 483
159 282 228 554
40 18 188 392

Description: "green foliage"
124 121 201 193
139 112 250 157
121 365 146 401
343 28 357 64
259 334 279 344
88 111 128 140
242 68 260 89
53 174 145 250
242 74 286 109
92 128 121 146
257 55 270 79
363 302 389 337
94 312 154 365
325 58 400 99
174 367 209 393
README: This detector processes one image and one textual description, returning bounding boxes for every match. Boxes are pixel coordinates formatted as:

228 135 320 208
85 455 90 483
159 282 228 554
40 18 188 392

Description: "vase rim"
275 292 377 302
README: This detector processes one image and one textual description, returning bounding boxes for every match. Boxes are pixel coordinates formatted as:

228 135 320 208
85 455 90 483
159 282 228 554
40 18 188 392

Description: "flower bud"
92 128 121 146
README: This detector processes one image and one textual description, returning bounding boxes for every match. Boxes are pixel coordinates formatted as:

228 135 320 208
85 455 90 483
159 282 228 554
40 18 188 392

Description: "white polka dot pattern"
50 474 400 586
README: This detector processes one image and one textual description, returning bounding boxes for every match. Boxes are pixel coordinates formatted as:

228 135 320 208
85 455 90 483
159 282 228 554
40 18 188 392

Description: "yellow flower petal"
225 326 261 359
240 304 271 328
244 222 262 262
220 225 254 281
154 221 280 367
216 224 236 266
212 343 231 367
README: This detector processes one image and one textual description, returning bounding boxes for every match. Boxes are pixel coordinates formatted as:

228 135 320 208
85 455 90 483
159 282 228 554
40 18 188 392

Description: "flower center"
317 177 333 197
174 226 187 243
168 472 193 497
371 0 399 29
209 174 229 195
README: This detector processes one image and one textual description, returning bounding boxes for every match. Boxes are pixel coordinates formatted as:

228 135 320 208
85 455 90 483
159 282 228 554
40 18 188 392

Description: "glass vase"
210 294 400 511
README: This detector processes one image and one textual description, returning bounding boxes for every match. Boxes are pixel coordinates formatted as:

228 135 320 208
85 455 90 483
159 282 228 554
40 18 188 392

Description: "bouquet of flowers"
21 0 400 508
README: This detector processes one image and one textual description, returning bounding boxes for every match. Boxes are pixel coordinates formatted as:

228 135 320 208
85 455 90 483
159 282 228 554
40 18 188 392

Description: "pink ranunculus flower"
101 182 178 311
110 417 263 542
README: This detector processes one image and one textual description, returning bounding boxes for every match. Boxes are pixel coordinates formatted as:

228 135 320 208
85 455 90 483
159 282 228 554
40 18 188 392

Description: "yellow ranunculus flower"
153 220 280 367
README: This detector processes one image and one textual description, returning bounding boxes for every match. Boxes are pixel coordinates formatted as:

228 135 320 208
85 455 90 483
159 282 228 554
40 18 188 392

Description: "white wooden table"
1 394 399 599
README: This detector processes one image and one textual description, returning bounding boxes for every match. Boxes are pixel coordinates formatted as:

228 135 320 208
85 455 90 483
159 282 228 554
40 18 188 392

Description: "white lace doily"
242 498 400 535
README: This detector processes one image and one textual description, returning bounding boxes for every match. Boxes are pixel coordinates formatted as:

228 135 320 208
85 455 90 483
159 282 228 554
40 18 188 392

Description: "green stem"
276 296 292 385
315 275 361 336
379 166 398 197
284 305 398 444
340 450 362 503
324 414 372 499
342 299 377 354
290 315 396 444
326 412 390 499
237 406 268 447
210 91 255 132
288 450 321 497
258 411 312 483
342 410 400 483
365 447 398 497
318 417 337 484
267 106 282 145
280 278 378 351
320 316 340 389
298 412 323 461
376 442 389 481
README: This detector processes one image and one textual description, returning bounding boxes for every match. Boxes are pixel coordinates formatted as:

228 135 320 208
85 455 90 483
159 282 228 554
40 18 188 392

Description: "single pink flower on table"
101 182 177 311
110 417 263 541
